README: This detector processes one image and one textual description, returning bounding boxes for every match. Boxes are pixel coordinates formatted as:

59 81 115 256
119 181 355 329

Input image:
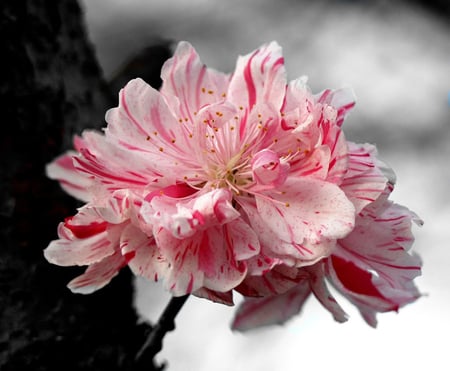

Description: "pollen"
146 135 151 140
221 92 226 97
178 118 183 123
285 202 290 207
239 106 244 110
230 126 235 131
159 147 164 152
216 111 223 117
153 131 158 136
208 90 214 94
201 87 206 93
171 139 176 143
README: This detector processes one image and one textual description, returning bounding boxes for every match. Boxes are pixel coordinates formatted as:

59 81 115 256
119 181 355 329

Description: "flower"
45 41 422 327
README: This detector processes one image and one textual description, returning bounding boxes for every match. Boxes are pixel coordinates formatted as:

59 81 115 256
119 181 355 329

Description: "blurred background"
80 1 449 370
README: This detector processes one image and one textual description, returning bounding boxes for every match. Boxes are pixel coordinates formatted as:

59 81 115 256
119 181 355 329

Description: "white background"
80 1 450 370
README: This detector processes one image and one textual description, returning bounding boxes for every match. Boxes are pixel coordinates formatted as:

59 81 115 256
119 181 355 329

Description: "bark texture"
0 1 170 370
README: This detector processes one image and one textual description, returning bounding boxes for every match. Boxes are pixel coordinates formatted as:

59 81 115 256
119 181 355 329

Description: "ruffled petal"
251 149 289 188
307 264 348 323
74 131 161 192
120 224 168 282
341 142 388 213
228 41 286 111
237 264 308 297
46 150 93 202
144 188 239 239
160 41 230 119
44 207 119 266
67 251 126 294
232 278 311 331
154 225 248 295
105 78 198 177
193 288 234 306
254 177 355 262
315 87 356 127
328 200 422 326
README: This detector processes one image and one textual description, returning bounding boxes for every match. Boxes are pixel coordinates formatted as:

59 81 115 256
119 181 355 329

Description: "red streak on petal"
145 183 197 202
64 217 108 239
186 273 194 293
244 52 257 109
123 251 136 264
331 255 384 299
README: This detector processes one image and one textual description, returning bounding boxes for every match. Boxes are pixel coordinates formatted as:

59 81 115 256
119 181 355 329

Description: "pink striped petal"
154 222 251 295
255 177 355 253
144 188 239 239
44 208 119 266
251 149 289 188
46 150 93 202
67 251 126 294
316 87 356 127
160 41 230 119
232 278 311 331
237 264 308 297
307 263 348 323
193 288 234 306
105 78 198 178
228 41 286 111
74 131 161 192
341 142 388 213
328 200 422 326
120 224 168 282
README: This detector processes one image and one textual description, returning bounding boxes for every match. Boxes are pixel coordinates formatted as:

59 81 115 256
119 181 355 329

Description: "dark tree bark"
0 1 171 370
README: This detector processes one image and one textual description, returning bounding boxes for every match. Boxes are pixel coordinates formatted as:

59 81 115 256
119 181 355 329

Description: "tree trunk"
0 1 170 369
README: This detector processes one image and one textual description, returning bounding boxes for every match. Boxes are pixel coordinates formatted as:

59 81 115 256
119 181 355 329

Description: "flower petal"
160 41 229 119
46 150 93 202
328 200 422 326
154 225 248 295
228 41 286 111
251 149 289 188
144 188 239 239
120 224 168 282
254 177 355 259
193 288 234 306
307 263 348 323
104 78 198 178
341 142 388 213
67 251 126 294
44 208 119 266
74 131 161 192
316 87 356 127
232 278 311 331
237 264 308 297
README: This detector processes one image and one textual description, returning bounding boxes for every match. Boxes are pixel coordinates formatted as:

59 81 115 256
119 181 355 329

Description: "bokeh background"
80 1 449 370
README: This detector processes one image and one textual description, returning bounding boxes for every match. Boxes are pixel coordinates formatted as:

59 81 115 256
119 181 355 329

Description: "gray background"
80 1 449 370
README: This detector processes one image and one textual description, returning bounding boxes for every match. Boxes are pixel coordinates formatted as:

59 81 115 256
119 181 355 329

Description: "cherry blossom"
45 41 422 327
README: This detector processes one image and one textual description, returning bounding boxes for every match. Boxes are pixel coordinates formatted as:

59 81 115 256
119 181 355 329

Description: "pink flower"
45 41 422 327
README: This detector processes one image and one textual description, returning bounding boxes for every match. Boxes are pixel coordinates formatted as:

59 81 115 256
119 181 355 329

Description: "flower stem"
135 294 190 366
